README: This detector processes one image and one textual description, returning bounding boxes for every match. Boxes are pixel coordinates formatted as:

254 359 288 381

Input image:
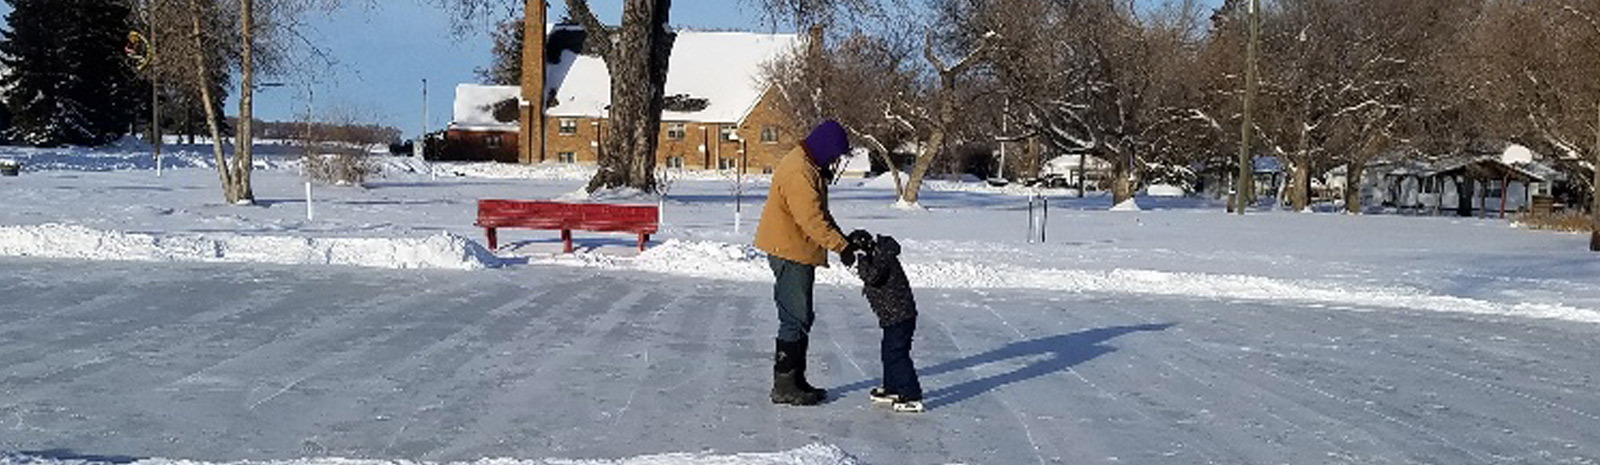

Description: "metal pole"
999 98 1008 180
147 0 162 177
419 78 428 158
1235 0 1259 215
305 181 314 221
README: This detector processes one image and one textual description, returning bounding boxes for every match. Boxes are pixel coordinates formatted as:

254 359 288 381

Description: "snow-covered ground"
2 145 1599 464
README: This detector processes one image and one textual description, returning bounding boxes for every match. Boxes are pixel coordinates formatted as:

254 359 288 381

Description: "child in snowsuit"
844 231 924 413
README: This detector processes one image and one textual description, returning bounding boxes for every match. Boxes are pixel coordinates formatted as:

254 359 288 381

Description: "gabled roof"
544 29 801 124
451 84 521 132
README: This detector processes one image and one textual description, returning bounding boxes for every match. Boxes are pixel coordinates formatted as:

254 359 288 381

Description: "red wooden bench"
476 200 659 253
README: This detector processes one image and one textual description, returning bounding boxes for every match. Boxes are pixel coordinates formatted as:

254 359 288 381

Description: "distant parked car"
1024 173 1072 188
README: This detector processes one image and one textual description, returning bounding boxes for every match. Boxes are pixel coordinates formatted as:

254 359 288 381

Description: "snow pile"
560 187 662 203
1145 184 1186 197
396 160 771 185
0 444 862 465
856 175 1077 197
533 239 1600 324
0 224 497 270
633 239 767 279
1110 199 1142 211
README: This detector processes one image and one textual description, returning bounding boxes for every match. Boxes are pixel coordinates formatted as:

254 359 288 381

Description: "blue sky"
258 1 777 138
0 1 772 138
2 1 1221 139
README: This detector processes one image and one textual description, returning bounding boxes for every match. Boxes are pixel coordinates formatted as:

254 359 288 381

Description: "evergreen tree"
0 0 144 147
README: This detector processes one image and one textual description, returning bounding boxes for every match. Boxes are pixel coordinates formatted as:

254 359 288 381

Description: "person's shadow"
833 323 1175 410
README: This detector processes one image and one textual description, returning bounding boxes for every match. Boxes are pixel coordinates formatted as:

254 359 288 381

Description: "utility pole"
418 78 428 159
1235 0 1260 215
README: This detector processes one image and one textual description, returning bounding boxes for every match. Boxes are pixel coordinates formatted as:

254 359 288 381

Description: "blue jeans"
768 256 815 342
881 318 922 400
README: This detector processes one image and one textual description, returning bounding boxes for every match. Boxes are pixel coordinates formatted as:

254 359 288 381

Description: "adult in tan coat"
754 120 864 406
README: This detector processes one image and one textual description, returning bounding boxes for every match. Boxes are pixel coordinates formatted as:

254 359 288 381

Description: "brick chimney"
519 0 547 164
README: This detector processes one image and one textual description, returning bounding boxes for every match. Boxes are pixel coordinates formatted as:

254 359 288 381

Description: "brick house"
444 15 802 173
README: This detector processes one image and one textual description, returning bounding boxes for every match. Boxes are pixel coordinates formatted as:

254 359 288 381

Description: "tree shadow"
833 323 1175 410
15 450 142 465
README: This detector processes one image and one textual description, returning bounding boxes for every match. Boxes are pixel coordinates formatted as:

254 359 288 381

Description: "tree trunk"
1290 157 1310 212
234 0 255 204
1592 104 1599 251
1111 153 1134 205
1343 160 1365 214
901 131 943 206
1077 151 1087 198
187 0 232 204
579 0 673 194
1290 115 1311 211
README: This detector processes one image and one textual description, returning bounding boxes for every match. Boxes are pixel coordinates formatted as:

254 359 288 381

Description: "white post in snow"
305 181 314 221
998 98 1008 180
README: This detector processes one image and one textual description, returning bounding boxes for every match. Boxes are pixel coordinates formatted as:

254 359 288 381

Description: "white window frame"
558 118 579 135
558 152 576 164
720 126 737 141
485 134 502 149
666 156 685 169
760 126 779 144
667 122 687 140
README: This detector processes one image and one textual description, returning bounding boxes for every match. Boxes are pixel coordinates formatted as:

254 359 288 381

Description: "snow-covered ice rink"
2 146 1599 464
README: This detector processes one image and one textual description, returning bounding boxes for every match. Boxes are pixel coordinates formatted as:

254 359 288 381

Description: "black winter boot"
794 337 827 398
771 339 824 406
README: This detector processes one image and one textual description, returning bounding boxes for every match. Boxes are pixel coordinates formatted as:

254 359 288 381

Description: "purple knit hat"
803 120 850 167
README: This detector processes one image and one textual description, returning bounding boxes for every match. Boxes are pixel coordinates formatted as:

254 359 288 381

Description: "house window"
485 134 502 149
559 118 578 135
718 158 737 170
720 126 737 141
667 122 687 140
763 165 774 174
558 152 576 164
667 156 685 169
760 126 779 144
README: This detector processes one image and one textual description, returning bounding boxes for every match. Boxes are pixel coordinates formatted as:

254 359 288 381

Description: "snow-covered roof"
545 30 801 123
1253 156 1281 174
1042 155 1111 174
451 84 521 132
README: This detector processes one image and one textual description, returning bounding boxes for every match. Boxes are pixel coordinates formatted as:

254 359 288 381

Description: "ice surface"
3 145 1600 463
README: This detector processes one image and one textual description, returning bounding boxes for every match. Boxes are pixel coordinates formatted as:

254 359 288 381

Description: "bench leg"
485 228 498 250
562 229 573 254
637 233 649 252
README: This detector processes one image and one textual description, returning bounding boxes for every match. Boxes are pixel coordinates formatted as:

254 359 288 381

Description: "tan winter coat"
755 147 849 266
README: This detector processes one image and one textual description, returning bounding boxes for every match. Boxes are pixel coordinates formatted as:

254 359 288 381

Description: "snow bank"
532 240 1600 325
392 159 772 185
1110 199 1142 211
0 444 862 465
857 175 1078 197
0 143 305 173
0 224 497 270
